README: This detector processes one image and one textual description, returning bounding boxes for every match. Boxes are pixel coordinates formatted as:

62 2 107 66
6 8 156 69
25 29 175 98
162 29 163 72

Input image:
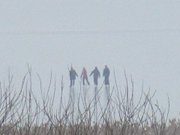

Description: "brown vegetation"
0 68 179 135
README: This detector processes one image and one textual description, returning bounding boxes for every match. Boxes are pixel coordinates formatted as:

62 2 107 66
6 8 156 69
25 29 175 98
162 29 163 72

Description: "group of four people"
69 65 110 87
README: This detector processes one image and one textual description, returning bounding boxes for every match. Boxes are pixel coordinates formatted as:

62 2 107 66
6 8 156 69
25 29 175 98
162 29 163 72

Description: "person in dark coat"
103 65 110 85
81 67 90 85
90 67 100 86
69 66 78 87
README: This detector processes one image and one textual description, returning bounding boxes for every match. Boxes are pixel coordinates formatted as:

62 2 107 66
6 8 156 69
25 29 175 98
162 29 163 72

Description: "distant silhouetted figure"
81 67 90 85
90 67 100 86
69 66 78 87
103 65 110 85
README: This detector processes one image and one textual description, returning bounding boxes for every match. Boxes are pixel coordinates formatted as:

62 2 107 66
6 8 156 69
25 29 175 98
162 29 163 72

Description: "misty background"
0 0 179 118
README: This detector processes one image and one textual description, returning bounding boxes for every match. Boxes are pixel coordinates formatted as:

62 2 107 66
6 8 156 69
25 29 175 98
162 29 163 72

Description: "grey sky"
0 0 180 118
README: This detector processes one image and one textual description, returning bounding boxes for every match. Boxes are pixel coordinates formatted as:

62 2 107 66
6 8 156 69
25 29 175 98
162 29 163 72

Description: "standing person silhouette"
103 65 110 85
81 67 90 85
90 67 100 86
69 66 78 87
69 66 78 121
103 65 111 119
90 66 100 122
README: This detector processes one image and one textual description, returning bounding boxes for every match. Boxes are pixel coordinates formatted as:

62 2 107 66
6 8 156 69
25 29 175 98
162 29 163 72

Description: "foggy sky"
0 0 180 118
